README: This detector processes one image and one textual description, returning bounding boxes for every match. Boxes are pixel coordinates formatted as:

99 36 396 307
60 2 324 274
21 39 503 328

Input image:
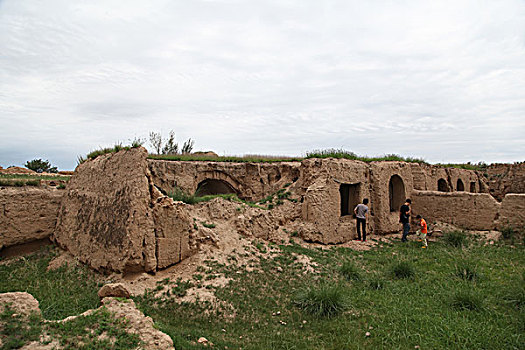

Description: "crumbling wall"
369 162 415 233
486 163 525 201
498 194 525 229
148 160 301 201
0 187 63 250
411 190 500 230
53 147 195 273
299 159 370 243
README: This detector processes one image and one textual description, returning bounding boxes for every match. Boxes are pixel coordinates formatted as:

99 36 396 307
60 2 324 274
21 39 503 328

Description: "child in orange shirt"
416 215 428 249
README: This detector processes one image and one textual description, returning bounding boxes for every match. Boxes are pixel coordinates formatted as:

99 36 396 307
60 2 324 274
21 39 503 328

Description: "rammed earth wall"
0 187 63 250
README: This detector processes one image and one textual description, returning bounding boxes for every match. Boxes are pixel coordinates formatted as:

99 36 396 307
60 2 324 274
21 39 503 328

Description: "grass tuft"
339 261 362 281
451 290 484 311
455 261 479 281
444 230 468 248
367 275 386 290
390 261 415 279
293 283 347 318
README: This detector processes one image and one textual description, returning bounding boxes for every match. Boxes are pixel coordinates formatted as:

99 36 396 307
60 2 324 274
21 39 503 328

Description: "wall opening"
438 179 449 192
389 175 405 212
196 179 237 196
340 183 360 217
470 182 476 193
456 179 465 191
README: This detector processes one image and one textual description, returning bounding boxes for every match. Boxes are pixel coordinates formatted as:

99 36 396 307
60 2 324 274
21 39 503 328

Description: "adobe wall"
298 158 370 243
147 159 301 201
53 147 195 273
410 190 500 230
486 163 525 201
498 194 525 229
0 187 63 250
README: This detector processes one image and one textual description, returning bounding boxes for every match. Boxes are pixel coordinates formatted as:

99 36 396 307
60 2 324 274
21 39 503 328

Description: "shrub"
500 226 515 240
293 283 347 318
455 261 479 281
444 230 468 248
451 290 484 311
390 261 415 279
339 261 362 281
25 158 58 173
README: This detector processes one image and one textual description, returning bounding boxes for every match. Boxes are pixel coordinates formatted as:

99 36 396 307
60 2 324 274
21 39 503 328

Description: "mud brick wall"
0 187 63 250
411 190 500 230
498 194 525 229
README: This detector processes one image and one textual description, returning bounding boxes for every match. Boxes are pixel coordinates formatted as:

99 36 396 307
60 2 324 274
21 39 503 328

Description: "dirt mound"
0 292 174 350
0 166 35 174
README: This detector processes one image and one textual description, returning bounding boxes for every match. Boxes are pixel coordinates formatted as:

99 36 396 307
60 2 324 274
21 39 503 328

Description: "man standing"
399 199 411 242
354 198 369 242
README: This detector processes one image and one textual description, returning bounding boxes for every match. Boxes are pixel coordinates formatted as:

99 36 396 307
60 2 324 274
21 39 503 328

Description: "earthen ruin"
1 147 524 273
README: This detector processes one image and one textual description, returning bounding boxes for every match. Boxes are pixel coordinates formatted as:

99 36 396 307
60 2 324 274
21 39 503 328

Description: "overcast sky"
1 0 524 170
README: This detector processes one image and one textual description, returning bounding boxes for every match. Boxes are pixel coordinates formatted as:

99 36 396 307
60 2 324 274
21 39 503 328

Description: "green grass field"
1 235 523 349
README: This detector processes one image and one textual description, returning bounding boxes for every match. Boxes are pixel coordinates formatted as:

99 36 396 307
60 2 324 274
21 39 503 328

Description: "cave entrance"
438 179 449 192
457 179 465 191
196 179 237 196
340 183 360 217
389 175 405 212
470 182 476 193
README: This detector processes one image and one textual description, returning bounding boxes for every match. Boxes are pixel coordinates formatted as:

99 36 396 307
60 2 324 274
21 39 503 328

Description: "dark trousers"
356 218 366 241
402 222 410 242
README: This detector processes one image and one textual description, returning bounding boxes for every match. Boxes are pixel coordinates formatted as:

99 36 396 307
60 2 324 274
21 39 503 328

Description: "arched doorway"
456 179 465 191
389 175 405 212
470 182 476 193
438 179 449 192
196 179 237 196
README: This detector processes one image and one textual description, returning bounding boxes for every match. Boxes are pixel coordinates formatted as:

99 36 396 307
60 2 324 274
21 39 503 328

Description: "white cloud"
1 0 524 169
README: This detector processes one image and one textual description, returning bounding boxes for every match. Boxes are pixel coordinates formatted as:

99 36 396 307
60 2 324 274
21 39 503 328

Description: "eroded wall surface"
299 158 370 243
148 159 301 201
411 190 500 230
53 148 158 272
486 163 525 201
0 187 63 249
498 194 525 229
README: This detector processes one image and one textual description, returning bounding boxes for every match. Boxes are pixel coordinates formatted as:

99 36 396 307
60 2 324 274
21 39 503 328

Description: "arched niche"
438 178 449 192
456 179 465 191
389 175 405 212
196 179 238 196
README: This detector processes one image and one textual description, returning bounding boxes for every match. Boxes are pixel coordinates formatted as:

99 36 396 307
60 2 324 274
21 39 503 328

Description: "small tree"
25 159 58 173
149 132 162 155
161 131 179 155
181 138 194 154
148 130 194 155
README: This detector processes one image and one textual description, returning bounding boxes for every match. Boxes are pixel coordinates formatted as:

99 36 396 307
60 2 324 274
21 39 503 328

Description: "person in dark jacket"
399 199 411 242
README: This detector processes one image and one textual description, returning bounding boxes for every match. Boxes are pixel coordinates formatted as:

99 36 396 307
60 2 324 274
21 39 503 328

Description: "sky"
1 0 524 170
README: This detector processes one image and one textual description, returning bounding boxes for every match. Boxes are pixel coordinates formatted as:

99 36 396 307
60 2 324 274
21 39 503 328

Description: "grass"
168 186 295 210
78 142 143 164
455 260 480 281
47 307 141 349
148 153 303 163
0 179 40 187
0 247 100 320
451 290 484 311
305 148 428 164
0 305 41 349
2 237 524 349
0 174 70 181
0 305 140 350
444 230 469 248
390 260 415 279
339 261 362 281
293 283 347 317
